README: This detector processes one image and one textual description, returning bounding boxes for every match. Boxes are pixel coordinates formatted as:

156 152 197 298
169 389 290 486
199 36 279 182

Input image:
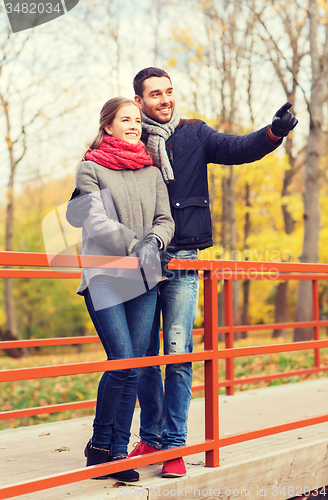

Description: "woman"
75 97 174 482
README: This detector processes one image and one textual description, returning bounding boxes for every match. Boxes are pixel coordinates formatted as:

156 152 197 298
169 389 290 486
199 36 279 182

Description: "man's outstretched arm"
203 102 298 165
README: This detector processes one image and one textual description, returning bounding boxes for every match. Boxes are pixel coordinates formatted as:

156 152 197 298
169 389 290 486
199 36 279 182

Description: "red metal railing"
1 252 328 499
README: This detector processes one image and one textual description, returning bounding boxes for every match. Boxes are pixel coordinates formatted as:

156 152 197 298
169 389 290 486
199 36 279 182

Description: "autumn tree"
294 0 328 340
0 20 87 341
246 0 307 337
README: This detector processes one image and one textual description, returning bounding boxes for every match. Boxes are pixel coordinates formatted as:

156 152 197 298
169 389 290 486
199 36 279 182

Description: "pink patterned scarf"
85 135 153 170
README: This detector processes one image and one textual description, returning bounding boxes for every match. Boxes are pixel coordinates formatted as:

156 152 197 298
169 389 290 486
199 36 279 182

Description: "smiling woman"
65 96 175 483
104 104 142 143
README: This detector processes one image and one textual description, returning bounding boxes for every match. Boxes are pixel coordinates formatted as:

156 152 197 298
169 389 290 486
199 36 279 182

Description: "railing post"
312 279 320 369
204 269 219 467
224 278 235 395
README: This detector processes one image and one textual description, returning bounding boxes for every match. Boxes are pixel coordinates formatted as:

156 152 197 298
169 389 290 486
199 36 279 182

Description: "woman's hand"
132 234 161 273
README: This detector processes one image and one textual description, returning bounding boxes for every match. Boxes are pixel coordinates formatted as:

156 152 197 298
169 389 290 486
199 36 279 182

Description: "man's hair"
133 67 172 97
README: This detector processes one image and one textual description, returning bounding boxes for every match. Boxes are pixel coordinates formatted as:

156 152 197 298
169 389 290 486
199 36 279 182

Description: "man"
67 67 297 478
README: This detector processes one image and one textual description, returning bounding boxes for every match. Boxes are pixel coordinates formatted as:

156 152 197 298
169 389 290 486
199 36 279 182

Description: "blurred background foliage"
0 0 328 346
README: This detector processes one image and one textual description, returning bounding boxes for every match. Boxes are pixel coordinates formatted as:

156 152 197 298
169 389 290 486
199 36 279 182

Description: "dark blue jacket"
156 119 282 252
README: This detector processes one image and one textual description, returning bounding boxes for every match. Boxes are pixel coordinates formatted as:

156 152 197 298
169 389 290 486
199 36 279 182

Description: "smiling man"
128 67 298 478
136 77 174 123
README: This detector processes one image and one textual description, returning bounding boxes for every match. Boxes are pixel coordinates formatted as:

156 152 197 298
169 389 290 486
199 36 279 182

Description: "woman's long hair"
82 97 142 160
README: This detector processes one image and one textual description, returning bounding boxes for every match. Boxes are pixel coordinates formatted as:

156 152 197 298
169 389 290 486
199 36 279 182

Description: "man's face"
135 77 175 124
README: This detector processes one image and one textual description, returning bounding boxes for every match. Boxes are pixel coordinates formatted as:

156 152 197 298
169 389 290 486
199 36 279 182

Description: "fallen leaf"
7 458 17 461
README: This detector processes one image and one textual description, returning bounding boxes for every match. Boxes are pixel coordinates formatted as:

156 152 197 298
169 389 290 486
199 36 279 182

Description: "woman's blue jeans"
137 250 199 450
84 276 157 456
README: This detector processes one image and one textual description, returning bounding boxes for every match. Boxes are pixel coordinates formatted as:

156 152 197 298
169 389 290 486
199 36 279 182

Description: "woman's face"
105 104 142 144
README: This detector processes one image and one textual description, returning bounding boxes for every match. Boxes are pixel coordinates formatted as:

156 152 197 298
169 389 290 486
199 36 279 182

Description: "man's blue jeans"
84 276 157 456
137 250 199 450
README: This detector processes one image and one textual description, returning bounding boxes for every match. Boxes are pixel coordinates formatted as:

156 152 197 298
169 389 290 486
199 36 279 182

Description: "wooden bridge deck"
2 378 328 500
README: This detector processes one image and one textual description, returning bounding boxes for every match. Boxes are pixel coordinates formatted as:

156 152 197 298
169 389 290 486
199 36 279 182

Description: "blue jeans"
137 250 199 450
84 276 157 456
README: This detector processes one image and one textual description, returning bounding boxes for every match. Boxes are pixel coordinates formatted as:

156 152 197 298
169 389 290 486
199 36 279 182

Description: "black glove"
132 234 161 272
66 188 92 228
160 250 172 276
271 102 298 137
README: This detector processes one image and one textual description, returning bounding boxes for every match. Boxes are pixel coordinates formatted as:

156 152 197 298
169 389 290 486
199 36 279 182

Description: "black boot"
84 440 111 480
109 455 139 482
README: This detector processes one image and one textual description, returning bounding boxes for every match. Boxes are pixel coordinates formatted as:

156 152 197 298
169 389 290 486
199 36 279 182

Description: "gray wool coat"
75 160 175 294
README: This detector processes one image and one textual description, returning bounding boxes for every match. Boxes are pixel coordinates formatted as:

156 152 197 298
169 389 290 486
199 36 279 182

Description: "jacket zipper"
168 143 174 168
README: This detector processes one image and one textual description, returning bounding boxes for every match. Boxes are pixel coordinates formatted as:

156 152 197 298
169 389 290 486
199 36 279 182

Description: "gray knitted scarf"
141 108 180 183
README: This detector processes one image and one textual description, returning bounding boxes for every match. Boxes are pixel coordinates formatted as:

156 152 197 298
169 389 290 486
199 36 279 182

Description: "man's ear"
134 95 143 107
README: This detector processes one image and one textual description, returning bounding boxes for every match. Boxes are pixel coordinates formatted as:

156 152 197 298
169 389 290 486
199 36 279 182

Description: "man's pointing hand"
270 102 298 137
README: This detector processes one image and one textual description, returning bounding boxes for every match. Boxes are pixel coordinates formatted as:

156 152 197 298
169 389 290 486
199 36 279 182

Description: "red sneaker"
162 457 186 477
128 440 158 458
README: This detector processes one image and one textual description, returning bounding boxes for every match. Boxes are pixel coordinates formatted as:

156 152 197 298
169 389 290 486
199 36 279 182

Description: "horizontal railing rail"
1 251 328 499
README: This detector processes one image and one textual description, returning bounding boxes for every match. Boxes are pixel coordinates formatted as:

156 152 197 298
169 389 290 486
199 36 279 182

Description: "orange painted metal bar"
216 366 328 388
192 384 205 392
0 441 214 500
0 329 205 350
0 336 100 349
204 270 220 467
0 351 215 382
224 279 235 395
188 271 328 281
312 279 321 369
1 345 327 422
3 362 328 421
3 340 328 383
224 319 328 334
2 318 328 349
219 413 328 447
231 273 328 281
5 269 328 281
0 399 97 420
0 270 80 279
232 366 328 384
204 260 328 274
2 250 328 273
217 338 328 358
3 319 328 350
0 252 139 269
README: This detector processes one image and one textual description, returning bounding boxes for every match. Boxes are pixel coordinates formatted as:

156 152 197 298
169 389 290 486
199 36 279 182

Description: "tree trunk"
209 167 217 244
228 165 242 339
0 327 24 358
4 109 18 339
241 183 251 338
218 174 229 328
294 0 325 342
272 281 288 338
